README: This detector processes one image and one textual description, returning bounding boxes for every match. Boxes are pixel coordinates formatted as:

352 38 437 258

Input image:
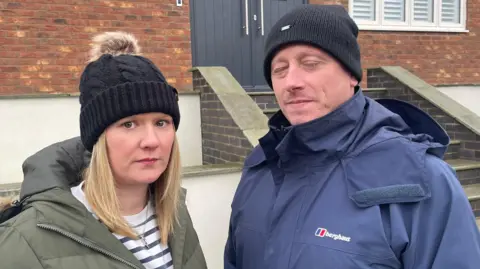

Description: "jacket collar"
30 187 190 269
260 89 366 165
28 188 146 269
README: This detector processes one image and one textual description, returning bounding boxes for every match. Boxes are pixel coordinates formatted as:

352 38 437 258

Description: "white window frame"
348 0 468 32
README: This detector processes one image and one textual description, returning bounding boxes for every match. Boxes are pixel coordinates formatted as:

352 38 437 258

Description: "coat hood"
19 137 90 200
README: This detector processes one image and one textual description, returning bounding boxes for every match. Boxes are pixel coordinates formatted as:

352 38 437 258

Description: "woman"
0 32 207 269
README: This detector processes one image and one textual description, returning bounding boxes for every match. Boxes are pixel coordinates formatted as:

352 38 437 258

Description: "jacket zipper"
37 224 142 269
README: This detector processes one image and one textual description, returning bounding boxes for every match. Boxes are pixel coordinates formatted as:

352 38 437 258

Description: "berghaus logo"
315 227 351 242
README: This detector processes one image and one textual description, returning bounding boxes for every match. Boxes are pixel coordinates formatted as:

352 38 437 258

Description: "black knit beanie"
263 4 362 88
79 32 180 151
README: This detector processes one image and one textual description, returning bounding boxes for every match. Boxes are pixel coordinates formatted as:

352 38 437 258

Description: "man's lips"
286 99 313 104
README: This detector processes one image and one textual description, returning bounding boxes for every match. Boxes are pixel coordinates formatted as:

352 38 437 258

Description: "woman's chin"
128 171 164 185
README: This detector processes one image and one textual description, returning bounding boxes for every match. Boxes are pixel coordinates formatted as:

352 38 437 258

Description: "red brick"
4 0 475 96
0 0 192 95
311 0 480 88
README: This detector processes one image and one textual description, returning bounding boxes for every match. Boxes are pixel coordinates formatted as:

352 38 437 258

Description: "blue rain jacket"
224 89 480 269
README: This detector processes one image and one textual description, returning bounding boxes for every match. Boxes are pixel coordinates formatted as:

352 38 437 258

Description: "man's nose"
284 65 304 91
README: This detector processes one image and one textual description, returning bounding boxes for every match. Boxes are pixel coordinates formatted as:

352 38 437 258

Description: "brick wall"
0 0 192 95
249 93 279 110
192 70 253 165
310 0 480 87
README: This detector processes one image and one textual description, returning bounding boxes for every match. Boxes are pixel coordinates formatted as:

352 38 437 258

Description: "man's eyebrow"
298 51 329 60
271 57 286 65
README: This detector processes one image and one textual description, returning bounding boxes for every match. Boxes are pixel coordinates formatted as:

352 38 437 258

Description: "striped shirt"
71 181 174 269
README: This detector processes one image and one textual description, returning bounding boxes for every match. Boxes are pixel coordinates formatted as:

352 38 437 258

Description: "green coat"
0 137 208 269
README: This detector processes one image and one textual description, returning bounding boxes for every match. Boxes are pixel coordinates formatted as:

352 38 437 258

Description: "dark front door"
249 0 308 91
190 0 307 91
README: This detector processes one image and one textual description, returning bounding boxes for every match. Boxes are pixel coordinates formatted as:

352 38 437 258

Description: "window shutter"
441 0 460 23
413 0 433 22
352 0 376 21
383 0 405 22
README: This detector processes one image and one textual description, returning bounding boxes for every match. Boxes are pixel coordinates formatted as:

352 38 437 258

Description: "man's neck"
115 184 150 216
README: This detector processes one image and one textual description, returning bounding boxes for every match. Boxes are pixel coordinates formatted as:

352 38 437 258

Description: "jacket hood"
375 98 449 157
247 89 449 167
19 137 90 200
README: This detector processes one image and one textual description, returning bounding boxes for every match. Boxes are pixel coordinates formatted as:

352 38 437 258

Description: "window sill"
357 25 469 33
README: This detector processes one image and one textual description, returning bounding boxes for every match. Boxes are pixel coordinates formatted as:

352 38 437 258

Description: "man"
224 4 480 269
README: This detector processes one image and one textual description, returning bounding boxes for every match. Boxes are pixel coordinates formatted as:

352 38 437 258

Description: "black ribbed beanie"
79 32 180 151
263 4 362 88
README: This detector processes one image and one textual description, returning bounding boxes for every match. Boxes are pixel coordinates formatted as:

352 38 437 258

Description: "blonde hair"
83 133 181 245
88 31 141 63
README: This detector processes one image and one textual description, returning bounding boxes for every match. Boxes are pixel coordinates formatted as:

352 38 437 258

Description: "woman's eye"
122 121 135 129
157 120 169 127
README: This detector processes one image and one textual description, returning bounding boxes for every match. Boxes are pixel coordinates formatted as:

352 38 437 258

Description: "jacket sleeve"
402 155 480 268
0 226 45 269
224 214 237 269
182 206 208 269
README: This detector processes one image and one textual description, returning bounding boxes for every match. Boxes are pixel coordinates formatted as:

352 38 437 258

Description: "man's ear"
350 75 359 88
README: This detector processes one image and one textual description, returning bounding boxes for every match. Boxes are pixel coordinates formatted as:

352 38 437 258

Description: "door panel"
249 0 307 91
191 0 307 90
190 0 253 86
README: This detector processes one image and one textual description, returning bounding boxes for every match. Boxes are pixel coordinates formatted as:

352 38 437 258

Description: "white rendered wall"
182 171 241 269
0 94 203 184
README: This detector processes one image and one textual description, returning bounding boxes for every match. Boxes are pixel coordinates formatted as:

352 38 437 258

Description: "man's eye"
303 62 319 69
272 66 287 74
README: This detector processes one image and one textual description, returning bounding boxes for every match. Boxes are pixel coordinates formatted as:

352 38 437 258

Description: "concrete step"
445 159 480 218
247 91 274 96
463 183 480 219
464 184 480 201
363 87 388 99
0 183 21 199
446 158 480 170
362 88 388 92
444 140 461 160
446 158 480 186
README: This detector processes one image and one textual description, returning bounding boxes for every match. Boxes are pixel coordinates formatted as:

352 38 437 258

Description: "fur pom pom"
88 31 141 63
